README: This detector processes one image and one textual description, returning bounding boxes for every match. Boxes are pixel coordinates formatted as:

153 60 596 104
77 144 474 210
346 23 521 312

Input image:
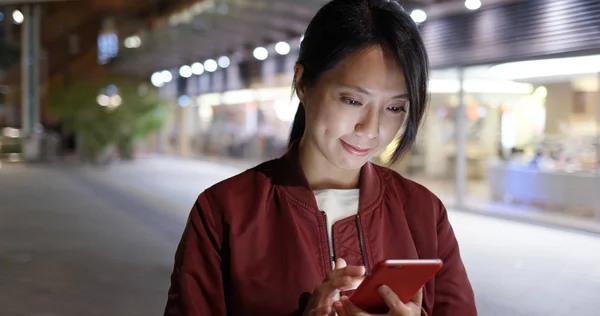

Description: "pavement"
1 156 600 316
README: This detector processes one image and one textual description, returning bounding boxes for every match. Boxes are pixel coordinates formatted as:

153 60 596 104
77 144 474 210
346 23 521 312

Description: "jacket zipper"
355 215 370 276
322 211 335 270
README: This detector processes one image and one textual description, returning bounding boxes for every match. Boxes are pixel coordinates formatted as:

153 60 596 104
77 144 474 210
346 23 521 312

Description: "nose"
354 107 379 139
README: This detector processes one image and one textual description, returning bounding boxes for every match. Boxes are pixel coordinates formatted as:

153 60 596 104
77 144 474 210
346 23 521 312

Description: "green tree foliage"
48 77 167 162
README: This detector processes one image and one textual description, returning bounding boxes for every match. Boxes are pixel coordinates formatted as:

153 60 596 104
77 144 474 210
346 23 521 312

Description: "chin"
333 154 372 171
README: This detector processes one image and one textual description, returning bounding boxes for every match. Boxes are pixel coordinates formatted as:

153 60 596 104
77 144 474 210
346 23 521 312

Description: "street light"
124 35 142 48
12 10 24 25
108 95 122 110
96 94 110 106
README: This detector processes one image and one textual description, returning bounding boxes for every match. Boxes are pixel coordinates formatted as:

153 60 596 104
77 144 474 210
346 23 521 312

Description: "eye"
341 97 363 107
387 104 408 113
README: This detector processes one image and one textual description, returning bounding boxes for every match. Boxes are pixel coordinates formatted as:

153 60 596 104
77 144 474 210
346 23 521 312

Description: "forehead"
320 45 407 93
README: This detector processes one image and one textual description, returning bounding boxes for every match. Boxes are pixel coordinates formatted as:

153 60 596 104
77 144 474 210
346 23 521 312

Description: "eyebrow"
344 85 409 99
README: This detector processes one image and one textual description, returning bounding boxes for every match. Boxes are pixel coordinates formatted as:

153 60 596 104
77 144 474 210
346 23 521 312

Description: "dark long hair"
288 0 429 164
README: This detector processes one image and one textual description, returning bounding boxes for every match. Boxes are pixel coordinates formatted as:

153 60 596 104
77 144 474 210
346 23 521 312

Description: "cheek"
379 115 406 143
312 100 357 137
322 107 358 137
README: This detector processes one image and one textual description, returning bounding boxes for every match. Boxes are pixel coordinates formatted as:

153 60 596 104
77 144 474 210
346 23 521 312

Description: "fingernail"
378 285 390 294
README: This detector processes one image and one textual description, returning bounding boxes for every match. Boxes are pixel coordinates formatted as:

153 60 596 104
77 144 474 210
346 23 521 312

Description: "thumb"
335 258 347 270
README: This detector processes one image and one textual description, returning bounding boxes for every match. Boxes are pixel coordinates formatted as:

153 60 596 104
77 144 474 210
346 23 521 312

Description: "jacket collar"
272 141 384 214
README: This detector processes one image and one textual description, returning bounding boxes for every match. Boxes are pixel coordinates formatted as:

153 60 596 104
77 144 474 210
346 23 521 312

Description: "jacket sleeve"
164 192 228 316
432 200 478 316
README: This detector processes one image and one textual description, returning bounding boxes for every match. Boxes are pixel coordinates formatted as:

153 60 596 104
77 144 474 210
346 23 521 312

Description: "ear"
294 64 306 103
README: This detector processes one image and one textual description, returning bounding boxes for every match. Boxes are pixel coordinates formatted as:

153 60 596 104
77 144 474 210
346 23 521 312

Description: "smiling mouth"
340 140 371 157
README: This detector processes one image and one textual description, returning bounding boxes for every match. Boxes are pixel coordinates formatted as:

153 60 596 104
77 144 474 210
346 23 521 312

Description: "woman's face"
296 45 409 171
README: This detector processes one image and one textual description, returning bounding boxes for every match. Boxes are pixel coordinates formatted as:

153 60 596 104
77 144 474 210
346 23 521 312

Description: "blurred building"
0 0 198 155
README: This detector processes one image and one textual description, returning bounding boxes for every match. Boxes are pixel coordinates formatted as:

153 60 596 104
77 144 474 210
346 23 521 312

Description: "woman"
165 0 477 315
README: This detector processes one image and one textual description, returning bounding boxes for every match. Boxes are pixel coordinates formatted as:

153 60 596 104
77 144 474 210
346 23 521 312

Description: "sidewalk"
83 154 600 235
0 163 179 315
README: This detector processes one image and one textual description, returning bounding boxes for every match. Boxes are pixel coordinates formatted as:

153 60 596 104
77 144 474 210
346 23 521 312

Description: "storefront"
409 0 600 220
402 58 600 220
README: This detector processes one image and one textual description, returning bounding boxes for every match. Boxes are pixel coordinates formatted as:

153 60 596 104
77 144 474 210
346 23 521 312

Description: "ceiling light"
204 59 218 72
191 62 204 75
151 72 164 87
275 41 291 55
253 47 268 60
489 55 600 80
410 9 427 23
218 56 230 68
465 0 482 10
160 70 173 83
179 65 192 78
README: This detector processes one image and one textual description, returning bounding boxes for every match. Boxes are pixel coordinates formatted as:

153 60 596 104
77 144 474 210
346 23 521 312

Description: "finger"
306 288 334 315
340 296 368 316
328 265 365 282
314 304 333 316
333 301 349 316
335 258 348 270
328 275 365 292
378 285 410 315
411 288 423 306
321 265 365 294
334 265 366 278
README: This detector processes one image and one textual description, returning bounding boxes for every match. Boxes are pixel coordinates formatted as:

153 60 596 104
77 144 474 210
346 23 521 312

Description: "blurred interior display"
194 87 297 160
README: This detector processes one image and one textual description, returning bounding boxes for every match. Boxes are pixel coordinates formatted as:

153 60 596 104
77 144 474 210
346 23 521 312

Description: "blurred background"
0 0 599 315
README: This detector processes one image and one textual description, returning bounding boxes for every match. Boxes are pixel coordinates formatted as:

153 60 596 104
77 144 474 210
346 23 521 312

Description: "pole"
455 67 467 208
20 4 41 161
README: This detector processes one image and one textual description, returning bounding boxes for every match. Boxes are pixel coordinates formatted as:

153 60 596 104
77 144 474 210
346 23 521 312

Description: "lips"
340 140 371 157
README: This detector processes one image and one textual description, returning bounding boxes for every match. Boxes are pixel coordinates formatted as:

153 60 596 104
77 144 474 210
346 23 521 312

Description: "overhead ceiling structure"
0 0 79 3
109 0 513 78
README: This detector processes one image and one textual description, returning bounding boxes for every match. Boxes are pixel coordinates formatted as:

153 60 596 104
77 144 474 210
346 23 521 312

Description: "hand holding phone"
302 258 366 316
334 287 422 316
335 259 443 315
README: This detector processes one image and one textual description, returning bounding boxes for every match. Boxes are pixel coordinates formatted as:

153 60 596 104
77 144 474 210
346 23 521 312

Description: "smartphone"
349 259 443 314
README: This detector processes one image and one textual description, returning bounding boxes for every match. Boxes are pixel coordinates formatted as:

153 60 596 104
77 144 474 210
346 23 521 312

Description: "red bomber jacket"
165 144 477 316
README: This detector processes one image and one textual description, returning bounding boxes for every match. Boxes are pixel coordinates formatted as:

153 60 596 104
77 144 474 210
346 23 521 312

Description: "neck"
298 137 361 190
